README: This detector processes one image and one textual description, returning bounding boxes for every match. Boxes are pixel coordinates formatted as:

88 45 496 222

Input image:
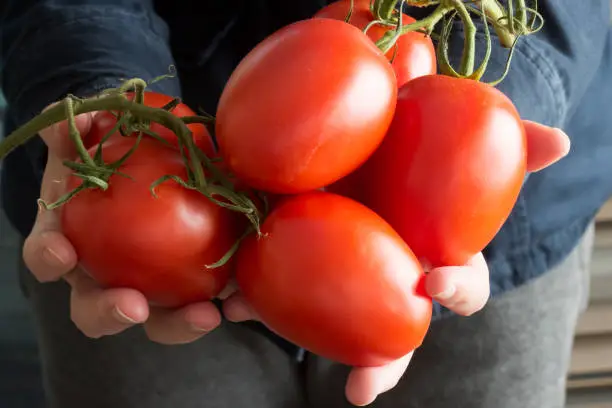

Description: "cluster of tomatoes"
61 0 527 367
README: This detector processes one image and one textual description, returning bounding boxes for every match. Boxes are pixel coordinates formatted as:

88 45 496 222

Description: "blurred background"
0 90 46 406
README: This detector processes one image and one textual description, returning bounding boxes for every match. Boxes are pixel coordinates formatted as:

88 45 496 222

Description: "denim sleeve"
441 0 610 128
1 0 181 179
404 0 609 127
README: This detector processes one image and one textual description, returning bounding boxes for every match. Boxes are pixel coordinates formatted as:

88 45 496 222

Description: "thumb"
345 353 413 406
22 107 94 282
524 120 571 172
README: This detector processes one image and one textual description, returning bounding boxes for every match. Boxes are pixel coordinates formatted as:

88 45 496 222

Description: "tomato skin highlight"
329 75 527 267
314 0 437 88
215 18 397 194
86 91 216 156
62 138 240 308
236 192 432 367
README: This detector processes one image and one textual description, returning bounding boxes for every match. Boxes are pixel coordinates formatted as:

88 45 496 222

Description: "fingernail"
42 246 67 267
113 306 139 324
553 128 571 156
190 324 214 333
433 285 456 300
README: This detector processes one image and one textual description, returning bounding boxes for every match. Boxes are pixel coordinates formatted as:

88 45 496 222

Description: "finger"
144 302 222 345
66 270 149 339
425 252 490 316
22 109 94 281
22 228 77 282
23 151 78 265
345 353 413 406
222 291 260 322
523 120 571 172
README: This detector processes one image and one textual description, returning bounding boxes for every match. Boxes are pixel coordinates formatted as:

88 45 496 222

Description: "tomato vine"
0 75 263 245
356 0 543 82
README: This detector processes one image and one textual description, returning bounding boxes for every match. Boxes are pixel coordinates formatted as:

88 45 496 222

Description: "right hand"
22 107 223 344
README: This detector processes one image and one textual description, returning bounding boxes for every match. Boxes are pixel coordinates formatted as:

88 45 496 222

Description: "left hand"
222 121 571 406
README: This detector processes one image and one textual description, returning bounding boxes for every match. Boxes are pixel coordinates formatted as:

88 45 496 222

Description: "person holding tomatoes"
1 1 612 408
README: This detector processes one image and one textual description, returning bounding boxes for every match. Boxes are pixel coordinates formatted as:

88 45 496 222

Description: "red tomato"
314 0 436 88
86 91 216 156
236 192 432 367
62 138 241 308
215 18 397 194
328 75 527 267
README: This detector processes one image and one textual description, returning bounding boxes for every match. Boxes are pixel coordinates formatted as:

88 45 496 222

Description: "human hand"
223 120 571 405
22 108 223 344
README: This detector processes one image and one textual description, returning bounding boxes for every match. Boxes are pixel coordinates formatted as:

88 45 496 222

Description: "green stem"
118 78 148 96
132 81 145 106
205 226 255 269
398 3 451 34
467 1 492 81
507 0 514 34
515 0 527 32
37 185 86 211
478 0 516 47
181 116 215 125
0 95 207 190
345 0 355 23
406 0 440 5
375 3 452 53
529 0 539 30
374 0 400 21
64 97 96 167
449 0 476 76
162 98 181 112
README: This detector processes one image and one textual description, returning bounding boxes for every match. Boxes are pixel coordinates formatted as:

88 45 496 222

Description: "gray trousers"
20 226 593 408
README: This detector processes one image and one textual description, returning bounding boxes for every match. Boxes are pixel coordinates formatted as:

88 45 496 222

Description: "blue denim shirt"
2 1 612 321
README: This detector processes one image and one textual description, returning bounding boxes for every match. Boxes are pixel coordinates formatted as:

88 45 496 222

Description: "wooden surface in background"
567 197 612 407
